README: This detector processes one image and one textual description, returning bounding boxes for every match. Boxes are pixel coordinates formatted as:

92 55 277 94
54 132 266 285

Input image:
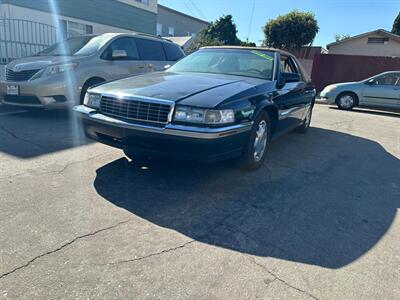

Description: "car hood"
90 72 267 108
326 82 359 90
6 56 84 71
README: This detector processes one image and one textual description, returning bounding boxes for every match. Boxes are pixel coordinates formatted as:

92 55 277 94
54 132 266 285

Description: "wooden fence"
311 54 400 92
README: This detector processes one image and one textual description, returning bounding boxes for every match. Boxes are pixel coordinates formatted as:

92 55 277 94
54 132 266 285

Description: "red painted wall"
311 54 400 92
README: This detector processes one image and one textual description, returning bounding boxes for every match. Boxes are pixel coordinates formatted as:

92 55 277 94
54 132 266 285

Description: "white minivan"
0 33 185 109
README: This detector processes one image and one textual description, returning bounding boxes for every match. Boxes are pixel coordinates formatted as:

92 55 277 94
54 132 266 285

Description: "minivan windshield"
168 49 275 80
36 35 110 56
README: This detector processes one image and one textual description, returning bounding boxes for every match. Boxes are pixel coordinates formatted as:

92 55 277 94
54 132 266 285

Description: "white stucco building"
327 29 400 57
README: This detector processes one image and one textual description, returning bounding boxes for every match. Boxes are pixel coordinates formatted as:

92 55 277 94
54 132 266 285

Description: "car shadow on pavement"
0 108 91 158
93 127 400 269
329 106 400 118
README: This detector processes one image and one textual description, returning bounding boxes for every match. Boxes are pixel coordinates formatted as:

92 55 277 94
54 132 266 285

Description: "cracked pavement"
0 105 399 299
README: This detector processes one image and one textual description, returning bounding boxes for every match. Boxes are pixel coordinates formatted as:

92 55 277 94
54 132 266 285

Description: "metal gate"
0 18 57 64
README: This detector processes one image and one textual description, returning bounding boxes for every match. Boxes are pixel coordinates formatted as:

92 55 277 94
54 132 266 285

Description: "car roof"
200 46 294 57
377 71 400 75
99 32 174 43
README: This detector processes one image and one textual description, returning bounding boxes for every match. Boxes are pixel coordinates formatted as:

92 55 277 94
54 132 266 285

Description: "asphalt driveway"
0 104 399 299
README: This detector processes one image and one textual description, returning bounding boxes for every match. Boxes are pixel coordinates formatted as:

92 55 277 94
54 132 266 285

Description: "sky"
158 0 400 47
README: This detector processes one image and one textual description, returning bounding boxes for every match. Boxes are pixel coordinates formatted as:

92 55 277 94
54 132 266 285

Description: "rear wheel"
336 92 357 110
239 111 271 170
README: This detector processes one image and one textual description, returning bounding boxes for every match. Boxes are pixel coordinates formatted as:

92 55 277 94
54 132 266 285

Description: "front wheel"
336 92 357 110
239 112 271 170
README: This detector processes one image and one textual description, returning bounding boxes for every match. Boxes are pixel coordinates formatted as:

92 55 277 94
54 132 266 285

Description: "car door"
274 55 311 133
135 38 168 72
101 37 147 80
362 73 400 108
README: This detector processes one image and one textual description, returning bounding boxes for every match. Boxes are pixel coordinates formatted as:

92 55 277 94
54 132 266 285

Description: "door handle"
138 65 145 69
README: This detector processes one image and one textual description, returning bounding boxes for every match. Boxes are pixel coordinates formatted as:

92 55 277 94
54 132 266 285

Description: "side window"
280 56 297 74
102 37 139 60
374 74 400 86
135 38 166 61
163 43 184 61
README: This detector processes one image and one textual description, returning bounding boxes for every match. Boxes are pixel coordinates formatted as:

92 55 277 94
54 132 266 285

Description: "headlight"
323 85 337 93
174 105 235 125
31 63 78 80
84 93 102 109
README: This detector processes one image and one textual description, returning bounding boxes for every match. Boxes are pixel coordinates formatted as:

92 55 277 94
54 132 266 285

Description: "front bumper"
319 89 338 105
0 75 80 108
74 105 253 162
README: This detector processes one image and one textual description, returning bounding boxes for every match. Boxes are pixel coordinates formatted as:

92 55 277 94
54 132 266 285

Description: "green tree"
187 15 254 53
187 28 224 53
392 12 400 35
334 33 351 42
263 10 319 51
240 40 257 47
207 15 241 45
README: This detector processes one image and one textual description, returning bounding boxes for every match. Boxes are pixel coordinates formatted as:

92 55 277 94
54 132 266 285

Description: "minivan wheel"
239 111 271 170
336 92 357 110
80 78 105 104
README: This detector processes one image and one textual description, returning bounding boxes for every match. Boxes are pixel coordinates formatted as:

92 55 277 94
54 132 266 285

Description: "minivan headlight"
43 63 78 76
31 63 78 80
84 93 102 109
174 105 235 124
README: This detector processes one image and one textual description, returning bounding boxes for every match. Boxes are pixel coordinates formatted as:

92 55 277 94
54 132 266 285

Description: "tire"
239 111 271 170
336 92 357 110
80 78 105 104
294 106 312 133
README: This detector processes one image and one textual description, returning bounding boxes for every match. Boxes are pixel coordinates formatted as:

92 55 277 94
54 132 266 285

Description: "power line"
182 0 196 18
188 0 207 20
247 0 256 41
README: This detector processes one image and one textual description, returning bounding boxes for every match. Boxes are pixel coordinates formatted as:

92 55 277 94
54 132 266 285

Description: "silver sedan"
320 71 400 110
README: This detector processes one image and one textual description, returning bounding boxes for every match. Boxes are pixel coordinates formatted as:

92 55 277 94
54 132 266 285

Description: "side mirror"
277 72 301 88
277 76 286 89
365 79 376 85
163 64 171 71
281 72 301 83
112 49 128 59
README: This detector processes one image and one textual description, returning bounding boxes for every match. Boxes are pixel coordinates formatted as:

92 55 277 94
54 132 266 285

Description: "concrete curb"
315 99 329 105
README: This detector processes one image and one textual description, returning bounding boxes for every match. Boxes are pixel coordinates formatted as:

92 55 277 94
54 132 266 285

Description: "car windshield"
36 35 110 56
169 48 275 80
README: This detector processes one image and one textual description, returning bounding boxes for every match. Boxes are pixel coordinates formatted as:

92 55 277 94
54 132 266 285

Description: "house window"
367 37 389 44
157 23 163 36
168 26 174 36
61 20 93 38
134 0 149 5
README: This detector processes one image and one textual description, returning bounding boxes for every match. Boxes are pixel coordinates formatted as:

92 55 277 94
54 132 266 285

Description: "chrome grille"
100 96 172 125
6 69 40 81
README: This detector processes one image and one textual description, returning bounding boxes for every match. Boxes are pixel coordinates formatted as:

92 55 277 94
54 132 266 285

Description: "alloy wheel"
253 120 268 162
339 95 354 109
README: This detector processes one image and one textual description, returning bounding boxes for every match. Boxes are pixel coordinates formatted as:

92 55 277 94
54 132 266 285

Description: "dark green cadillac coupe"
74 47 316 170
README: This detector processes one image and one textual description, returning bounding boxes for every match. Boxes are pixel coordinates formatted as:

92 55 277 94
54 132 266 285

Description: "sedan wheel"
253 120 268 162
239 112 271 170
337 93 356 110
